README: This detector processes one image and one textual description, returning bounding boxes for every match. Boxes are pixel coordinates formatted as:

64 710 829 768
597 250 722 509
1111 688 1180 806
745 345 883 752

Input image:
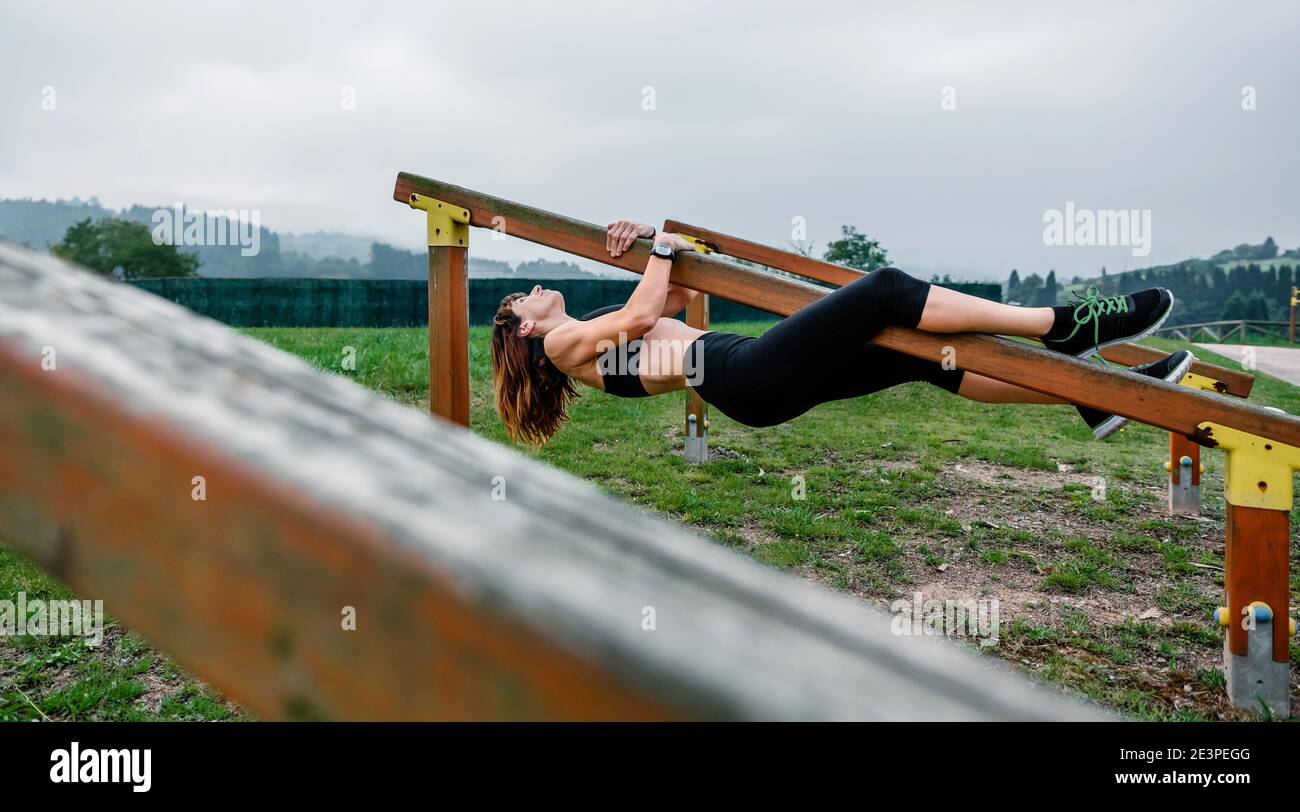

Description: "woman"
491 220 1190 445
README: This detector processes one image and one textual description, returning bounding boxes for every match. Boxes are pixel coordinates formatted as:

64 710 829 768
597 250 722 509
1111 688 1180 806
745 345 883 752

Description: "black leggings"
686 267 966 427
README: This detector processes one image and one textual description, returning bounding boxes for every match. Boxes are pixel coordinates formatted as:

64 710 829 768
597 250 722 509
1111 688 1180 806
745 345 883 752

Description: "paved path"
1197 344 1300 387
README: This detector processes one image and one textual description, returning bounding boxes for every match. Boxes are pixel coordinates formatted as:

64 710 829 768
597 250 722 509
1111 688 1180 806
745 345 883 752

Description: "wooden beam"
393 173 1300 449
1098 343 1252 398
663 218 1255 398
0 240 1103 721
664 221 861 287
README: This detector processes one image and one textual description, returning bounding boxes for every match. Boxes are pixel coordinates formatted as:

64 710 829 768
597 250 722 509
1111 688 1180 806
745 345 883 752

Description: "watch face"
653 244 671 256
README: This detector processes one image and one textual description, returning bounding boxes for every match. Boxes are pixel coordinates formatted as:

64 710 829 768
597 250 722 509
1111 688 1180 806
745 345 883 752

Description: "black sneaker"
1043 287 1175 357
1076 349 1195 439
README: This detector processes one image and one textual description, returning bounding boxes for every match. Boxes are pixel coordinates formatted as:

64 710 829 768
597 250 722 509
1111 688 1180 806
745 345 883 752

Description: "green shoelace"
1054 286 1129 349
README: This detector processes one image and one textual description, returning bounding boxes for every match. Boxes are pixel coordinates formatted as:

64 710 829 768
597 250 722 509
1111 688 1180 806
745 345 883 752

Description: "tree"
1246 292 1272 321
823 225 889 272
367 241 424 279
1211 264 1227 294
1033 270 1059 306
1221 291 1271 321
1018 273 1044 304
52 218 199 279
1221 291 1248 320
1261 236 1278 259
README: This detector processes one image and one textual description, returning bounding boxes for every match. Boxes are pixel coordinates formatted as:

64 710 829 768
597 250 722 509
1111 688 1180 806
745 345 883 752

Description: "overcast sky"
1 0 1296 280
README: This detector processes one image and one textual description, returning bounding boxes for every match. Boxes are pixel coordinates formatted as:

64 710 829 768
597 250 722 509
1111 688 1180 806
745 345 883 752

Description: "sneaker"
1076 349 1195 439
1043 287 1175 357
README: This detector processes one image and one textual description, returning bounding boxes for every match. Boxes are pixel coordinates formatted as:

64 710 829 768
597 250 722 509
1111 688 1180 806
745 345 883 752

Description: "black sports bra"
578 304 651 398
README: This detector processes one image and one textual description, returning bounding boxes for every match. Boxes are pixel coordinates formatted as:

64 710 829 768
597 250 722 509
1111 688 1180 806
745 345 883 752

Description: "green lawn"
3 324 1298 721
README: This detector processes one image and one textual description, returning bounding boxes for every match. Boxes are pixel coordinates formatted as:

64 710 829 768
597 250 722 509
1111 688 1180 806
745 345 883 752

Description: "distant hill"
0 196 611 280
278 230 375 263
1006 237 1300 325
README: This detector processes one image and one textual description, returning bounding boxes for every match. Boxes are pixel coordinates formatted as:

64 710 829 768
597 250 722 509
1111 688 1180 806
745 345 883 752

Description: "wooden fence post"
409 194 470 426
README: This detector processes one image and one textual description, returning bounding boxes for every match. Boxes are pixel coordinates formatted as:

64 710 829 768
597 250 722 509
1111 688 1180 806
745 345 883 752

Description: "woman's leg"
736 267 1057 387
917 285 1054 337
956 373 1067 404
739 267 946 379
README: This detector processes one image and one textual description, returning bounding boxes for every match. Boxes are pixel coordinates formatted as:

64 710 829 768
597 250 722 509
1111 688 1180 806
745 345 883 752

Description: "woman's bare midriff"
566 317 709 394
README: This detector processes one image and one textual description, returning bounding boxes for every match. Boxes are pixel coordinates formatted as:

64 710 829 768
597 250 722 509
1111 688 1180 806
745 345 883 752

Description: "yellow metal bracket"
1200 422 1300 510
408 193 469 248
1180 371 1227 394
676 234 715 254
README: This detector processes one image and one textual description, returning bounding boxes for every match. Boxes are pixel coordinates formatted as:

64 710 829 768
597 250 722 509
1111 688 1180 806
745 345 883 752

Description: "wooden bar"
0 240 1104 721
1097 344 1252 398
663 220 861 287
428 246 470 425
394 173 1300 449
663 218 1255 398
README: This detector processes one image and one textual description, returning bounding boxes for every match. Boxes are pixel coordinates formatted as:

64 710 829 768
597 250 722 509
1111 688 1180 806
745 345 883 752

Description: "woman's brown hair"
490 292 579 445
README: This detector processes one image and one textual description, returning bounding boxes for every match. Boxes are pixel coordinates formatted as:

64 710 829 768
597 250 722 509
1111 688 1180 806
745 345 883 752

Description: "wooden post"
684 293 709 463
1205 421 1300 717
428 245 470 426
408 193 471 427
1222 504 1291 717
1167 432 1201 515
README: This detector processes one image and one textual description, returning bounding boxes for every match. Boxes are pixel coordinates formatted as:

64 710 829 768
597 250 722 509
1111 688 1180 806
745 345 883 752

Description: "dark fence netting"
129 277 1001 328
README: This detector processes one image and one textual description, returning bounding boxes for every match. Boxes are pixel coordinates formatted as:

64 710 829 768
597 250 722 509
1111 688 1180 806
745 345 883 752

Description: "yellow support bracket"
407 193 469 248
1199 422 1300 510
1180 371 1227 394
677 234 715 254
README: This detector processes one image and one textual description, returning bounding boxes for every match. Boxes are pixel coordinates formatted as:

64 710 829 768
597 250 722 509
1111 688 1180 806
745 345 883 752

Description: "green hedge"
129 277 1001 328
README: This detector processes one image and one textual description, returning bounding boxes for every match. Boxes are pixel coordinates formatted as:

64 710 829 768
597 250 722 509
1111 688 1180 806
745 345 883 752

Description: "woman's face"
511 285 565 329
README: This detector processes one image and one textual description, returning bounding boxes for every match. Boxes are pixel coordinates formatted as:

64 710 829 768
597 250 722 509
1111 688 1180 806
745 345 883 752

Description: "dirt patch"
780 458 1290 719
947 459 1096 491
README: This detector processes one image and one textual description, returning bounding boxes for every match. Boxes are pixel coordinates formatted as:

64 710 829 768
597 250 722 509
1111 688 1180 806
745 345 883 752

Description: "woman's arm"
604 219 698 316
661 284 699 317
545 231 694 370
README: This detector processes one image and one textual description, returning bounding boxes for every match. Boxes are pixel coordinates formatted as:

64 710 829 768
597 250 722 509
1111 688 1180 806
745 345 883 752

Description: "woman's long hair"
490 292 579 445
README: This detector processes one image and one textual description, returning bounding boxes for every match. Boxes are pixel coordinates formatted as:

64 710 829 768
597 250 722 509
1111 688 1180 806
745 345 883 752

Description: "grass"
0 548 239 721
2 324 1298 721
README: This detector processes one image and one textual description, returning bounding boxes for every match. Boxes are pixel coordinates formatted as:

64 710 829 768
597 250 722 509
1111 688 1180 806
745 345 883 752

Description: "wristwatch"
649 242 676 262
